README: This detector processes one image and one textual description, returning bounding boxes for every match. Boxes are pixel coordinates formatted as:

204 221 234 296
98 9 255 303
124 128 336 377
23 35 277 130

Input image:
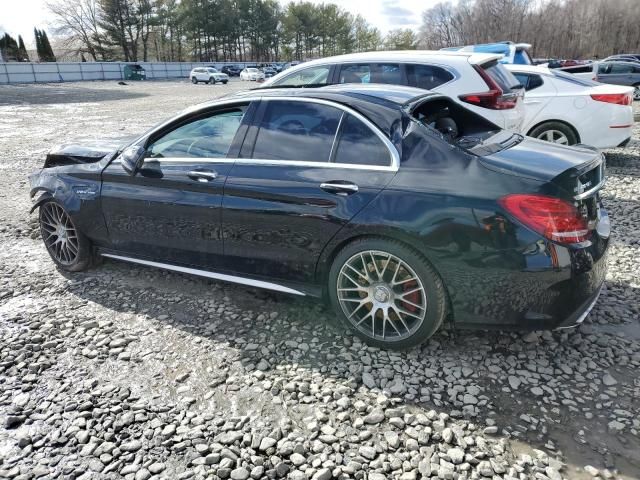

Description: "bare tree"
47 0 108 60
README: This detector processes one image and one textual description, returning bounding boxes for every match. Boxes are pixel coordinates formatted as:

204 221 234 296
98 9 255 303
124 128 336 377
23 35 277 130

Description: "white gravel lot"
0 79 638 480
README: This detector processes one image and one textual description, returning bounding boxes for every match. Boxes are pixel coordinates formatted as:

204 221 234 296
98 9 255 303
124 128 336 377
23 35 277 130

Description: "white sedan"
190 67 229 85
240 68 265 81
506 64 634 149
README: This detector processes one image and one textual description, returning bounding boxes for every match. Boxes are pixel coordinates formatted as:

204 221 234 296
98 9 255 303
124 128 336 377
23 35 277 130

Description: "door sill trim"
101 253 306 296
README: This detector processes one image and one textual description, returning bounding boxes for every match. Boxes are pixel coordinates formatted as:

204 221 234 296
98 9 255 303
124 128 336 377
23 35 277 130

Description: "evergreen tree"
17 35 29 61
34 28 43 60
0 33 20 61
40 30 57 61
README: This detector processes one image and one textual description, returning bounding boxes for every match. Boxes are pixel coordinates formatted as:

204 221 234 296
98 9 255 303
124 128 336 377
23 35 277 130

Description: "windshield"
247 68 258 73
207 68 219 73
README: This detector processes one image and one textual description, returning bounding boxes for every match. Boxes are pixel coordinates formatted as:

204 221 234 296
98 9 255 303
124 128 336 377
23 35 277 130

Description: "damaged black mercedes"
29 84 610 349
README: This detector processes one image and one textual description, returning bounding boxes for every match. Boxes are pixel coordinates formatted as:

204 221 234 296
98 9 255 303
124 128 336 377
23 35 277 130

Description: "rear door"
221 98 398 285
512 72 556 129
100 102 251 269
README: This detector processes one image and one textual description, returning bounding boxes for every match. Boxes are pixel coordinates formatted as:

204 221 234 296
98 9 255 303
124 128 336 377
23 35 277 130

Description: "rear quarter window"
406 64 454 90
481 61 521 91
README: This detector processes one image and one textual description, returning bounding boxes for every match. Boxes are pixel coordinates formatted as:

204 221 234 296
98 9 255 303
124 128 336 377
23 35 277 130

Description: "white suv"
190 67 229 85
261 51 525 131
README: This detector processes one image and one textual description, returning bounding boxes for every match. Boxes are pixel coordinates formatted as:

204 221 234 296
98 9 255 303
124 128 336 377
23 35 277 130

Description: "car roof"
273 50 502 69
197 84 440 135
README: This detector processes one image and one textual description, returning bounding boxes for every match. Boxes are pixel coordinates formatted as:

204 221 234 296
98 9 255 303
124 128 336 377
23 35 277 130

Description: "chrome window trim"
111 96 400 172
102 254 306 296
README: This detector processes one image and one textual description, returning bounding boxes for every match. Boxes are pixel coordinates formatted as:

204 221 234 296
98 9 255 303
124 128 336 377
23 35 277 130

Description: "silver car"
563 61 640 100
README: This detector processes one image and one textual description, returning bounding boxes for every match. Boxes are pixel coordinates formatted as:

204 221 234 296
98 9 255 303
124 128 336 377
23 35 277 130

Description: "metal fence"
0 61 256 84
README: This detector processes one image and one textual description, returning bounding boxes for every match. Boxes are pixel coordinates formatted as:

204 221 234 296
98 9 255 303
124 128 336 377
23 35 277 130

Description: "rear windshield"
481 61 521 91
552 69 598 86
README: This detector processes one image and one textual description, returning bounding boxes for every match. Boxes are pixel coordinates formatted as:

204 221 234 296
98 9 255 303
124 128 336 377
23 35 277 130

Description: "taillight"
590 93 633 106
459 65 519 110
498 194 590 244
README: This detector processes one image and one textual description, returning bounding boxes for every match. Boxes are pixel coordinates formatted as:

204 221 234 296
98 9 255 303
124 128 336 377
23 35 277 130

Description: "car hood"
44 137 133 168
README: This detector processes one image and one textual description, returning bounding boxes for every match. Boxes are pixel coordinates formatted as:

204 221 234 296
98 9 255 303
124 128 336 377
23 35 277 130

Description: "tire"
209 78 216 85
633 84 640 101
222 80 228 85
529 121 578 145
191 77 198 84
328 238 447 349
39 201 92 272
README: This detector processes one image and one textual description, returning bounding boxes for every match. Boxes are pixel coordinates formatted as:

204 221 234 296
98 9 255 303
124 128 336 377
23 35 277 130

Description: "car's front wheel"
328 238 447 349
529 121 578 145
39 202 92 272
209 77 216 84
191 77 198 84
633 84 640 101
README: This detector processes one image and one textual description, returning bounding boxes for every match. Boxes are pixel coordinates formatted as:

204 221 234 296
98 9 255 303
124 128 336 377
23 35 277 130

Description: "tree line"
420 0 640 59
46 0 419 62
0 30 56 62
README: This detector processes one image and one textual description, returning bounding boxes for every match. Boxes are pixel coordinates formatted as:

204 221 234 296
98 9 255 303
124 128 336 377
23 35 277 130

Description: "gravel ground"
0 79 639 480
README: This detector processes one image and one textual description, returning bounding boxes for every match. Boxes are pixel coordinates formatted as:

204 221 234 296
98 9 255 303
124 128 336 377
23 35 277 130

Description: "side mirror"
121 146 146 176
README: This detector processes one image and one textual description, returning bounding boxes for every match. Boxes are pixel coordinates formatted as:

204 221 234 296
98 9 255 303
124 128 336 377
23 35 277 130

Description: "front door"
100 104 249 269
221 99 398 285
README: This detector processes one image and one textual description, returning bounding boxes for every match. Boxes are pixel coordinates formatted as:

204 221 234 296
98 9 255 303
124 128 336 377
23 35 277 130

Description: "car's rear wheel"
191 77 198 84
39 202 92 272
529 121 578 145
328 238 447 349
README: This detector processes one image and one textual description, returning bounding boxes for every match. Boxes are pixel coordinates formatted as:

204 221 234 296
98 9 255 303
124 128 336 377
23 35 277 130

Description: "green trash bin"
123 64 146 80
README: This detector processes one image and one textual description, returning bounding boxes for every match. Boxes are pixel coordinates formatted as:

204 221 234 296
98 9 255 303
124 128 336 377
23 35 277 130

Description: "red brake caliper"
402 280 420 312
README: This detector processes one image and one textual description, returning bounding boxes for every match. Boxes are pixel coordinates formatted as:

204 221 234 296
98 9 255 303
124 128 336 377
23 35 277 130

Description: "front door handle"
320 181 359 195
188 169 218 182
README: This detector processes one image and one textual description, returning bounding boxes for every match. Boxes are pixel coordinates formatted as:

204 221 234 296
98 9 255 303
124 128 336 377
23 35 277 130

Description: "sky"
0 0 439 48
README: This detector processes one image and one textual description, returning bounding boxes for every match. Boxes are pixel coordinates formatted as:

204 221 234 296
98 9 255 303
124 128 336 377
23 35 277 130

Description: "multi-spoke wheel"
634 85 640 101
329 239 447 349
39 202 92 271
530 121 577 146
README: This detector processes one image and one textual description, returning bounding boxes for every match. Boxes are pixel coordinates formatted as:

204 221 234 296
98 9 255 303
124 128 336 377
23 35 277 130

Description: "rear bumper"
447 208 610 332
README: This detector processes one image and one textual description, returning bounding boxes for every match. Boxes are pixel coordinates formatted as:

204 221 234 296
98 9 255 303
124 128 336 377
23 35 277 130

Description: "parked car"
240 67 265 81
29 84 609 349
190 67 229 84
562 61 640 100
221 65 242 76
281 61 301 71
505 64 633 148
262 67 277 78
603 54 640 63
262 50 525 131
441 41 533 65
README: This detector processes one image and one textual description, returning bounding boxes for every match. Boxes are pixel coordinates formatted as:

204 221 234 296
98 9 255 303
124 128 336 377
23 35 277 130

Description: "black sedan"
29 84 609 349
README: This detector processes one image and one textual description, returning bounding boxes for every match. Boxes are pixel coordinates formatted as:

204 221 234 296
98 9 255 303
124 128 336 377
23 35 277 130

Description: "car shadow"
58 257 640 475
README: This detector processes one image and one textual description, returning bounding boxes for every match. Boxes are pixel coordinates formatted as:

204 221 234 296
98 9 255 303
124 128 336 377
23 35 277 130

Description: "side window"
339 64 371 83
333 114 391 167
252 101 342 162
598 64 611 74
147 108 246 158
512 73 530 89
406 64 454 89
610 63 633 74
527 74 544 90
371 64 402 85
274 66 331 86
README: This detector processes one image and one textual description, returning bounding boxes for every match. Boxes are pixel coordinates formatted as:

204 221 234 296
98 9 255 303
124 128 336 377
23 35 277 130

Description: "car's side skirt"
100 253 308 296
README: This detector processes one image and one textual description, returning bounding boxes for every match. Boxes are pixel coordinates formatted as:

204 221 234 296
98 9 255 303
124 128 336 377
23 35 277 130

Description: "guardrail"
0 61 257 84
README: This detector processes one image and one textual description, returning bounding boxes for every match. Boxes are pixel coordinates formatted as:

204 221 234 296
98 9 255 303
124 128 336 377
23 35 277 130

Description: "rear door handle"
320 181 359 195
188 169 218 182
